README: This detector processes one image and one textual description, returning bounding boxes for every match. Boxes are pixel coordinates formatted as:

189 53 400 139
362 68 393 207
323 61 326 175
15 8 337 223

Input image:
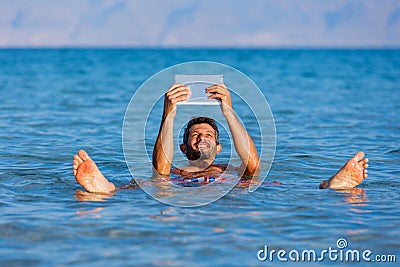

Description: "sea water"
0 49 399 266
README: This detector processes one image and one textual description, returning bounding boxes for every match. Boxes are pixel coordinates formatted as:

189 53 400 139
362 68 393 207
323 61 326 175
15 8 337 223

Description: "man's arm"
206 84 260 177
152 84 190 176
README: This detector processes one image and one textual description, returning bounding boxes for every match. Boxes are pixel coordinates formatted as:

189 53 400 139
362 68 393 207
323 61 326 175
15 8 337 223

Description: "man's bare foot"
73 150 116 193
319 151 369 189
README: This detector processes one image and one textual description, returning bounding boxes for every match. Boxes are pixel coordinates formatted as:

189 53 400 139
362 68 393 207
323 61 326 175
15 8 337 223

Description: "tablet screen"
174 74 223 105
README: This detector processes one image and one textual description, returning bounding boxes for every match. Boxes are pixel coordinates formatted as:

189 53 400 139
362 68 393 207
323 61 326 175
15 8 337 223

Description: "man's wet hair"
183 116 220 145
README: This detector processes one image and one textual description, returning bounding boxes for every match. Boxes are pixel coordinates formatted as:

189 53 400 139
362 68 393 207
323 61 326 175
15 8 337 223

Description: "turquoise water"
0 49 399 266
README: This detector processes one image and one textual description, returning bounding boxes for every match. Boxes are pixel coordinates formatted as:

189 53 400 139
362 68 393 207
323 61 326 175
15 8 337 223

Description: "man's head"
180 117 222 161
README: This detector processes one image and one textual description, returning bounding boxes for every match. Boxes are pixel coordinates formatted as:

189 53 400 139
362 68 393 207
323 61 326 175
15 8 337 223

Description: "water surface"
0 49 399 266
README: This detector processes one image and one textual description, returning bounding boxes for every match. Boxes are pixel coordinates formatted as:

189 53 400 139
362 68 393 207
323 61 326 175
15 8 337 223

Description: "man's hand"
163 84 191 118
206 83 233 117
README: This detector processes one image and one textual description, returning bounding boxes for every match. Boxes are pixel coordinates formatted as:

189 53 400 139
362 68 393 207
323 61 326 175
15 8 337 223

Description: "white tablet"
174 74 223 105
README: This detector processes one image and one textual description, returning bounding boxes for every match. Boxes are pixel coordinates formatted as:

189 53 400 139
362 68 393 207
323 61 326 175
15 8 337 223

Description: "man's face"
181 123 221 161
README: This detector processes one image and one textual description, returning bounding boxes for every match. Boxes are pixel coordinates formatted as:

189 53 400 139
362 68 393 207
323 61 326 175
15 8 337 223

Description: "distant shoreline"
1 46 400 50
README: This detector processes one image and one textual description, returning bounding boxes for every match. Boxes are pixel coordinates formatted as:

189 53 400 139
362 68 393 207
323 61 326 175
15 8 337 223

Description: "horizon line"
1 45 400 50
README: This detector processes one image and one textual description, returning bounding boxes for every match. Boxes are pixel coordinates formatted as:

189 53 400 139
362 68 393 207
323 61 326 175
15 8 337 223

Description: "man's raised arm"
206 84 260 177
152 84 190 176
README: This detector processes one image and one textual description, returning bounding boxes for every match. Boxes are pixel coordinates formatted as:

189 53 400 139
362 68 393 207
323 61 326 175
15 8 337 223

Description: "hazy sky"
1 0 399 47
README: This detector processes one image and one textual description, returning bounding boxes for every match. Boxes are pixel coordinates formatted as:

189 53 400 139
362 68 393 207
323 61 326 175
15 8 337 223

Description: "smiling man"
151 83 260 180
72 83 369 193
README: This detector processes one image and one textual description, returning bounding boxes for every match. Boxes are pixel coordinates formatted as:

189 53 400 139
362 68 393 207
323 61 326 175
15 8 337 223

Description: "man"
152 83 259 180
73 84 369 193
